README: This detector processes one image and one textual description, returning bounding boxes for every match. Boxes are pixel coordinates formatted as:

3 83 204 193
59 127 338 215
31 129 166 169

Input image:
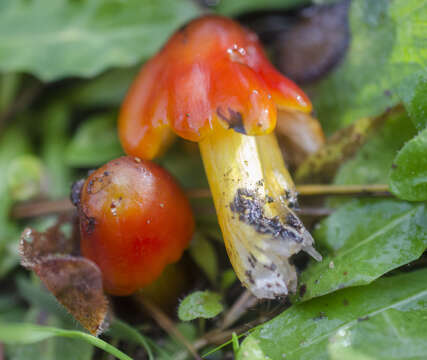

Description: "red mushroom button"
76 156 194 296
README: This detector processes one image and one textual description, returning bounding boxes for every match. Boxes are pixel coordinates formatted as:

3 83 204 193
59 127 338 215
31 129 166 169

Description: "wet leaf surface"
238 269 427 360
295 199 427 302
390 127 427 201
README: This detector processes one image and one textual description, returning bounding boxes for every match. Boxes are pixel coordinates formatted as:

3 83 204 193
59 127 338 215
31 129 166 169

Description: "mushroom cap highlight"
119 15 312 159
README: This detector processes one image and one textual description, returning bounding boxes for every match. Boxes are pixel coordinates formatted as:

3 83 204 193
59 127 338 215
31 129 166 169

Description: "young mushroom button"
76 156 194 296
119 15 322 299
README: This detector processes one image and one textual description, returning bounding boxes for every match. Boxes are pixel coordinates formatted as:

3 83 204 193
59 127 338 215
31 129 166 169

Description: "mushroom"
119 15 321 299
75 156 194 296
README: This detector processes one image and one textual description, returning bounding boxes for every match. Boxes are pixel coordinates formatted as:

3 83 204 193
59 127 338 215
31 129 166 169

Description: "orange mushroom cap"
77 156 194 296
119 15 312 160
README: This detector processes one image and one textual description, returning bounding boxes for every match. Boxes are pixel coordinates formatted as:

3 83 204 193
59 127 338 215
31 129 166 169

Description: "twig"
12 184 389 219
136 296 201 360
175 316 269 360
296 184 390 197
186 184 391 198
11 198 74 218
296 206 332 217
11 198 332 220
220 290 258 330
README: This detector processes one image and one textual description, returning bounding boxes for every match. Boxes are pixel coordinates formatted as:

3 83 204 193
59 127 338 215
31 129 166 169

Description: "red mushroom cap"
119 15 312 159
77 156 194 296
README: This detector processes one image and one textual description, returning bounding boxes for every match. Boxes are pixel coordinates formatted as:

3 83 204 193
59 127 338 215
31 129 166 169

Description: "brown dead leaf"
20 221 109 336
19 217 77 266
32 255 109 336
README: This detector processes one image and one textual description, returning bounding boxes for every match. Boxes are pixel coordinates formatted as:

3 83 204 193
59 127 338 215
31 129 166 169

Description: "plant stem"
11 198 74 218
296 184 390 196
220 290 257 330
135 295 201 360
11 184 389 219
187 184 391 198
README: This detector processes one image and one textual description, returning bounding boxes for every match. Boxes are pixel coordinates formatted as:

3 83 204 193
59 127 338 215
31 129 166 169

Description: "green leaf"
0 322 132 360
214 0 309 16
178 291 223 321
0 73 21 111
0 295 25 323
0 125 32 277
328 308 427 360
16 277 74 325
311 0 427 135
158 145 208 189
162 322 197 358
333 109 416 187
295 110 390 184
65 114 123 167
296 199 427 302
238 268 427 360
0 0 201 81
107 319 153 360
397 70 427 131
13 277 97 360
389 127 427 201
220 269 237 292
67 67 140 107
5 307 94 360
42 103 72 198
7 154 43 201
189 233 218 284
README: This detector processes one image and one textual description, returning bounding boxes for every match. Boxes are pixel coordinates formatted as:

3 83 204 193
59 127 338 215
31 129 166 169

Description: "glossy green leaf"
0 322 130 360
296 199 427 302
65 114 123 167
214 0 309 16
311 0 427 134
0 0 201 81
238 269 427 360
389 127 427 201
328 308 427 360
178 291 223 321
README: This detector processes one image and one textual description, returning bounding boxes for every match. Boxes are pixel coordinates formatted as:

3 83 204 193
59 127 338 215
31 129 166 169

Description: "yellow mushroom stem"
199 124 321 299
